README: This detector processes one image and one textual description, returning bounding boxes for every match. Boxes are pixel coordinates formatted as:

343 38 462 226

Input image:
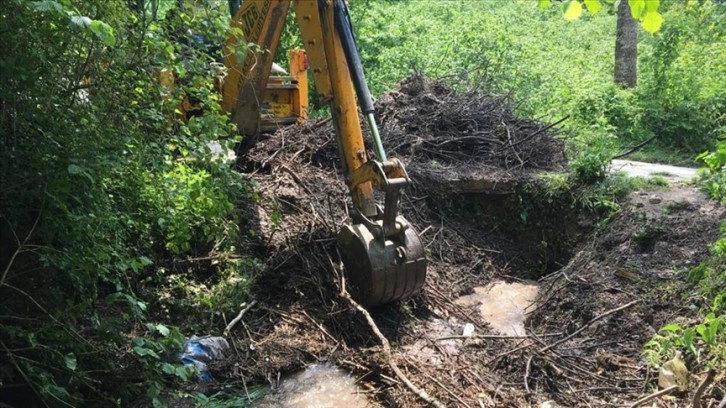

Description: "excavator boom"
223 0 426 307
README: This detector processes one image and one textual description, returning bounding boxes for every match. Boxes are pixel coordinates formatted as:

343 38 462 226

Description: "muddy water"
456 280 538 336
403 280 539 367
252 364 369 408
610 159 697 182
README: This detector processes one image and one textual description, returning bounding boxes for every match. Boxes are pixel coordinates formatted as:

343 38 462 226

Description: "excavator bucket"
338 219 426 308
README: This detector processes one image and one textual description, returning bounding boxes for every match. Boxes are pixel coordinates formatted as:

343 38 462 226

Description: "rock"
658 351 689 392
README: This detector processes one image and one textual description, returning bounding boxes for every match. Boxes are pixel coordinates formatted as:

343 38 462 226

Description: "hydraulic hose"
229 0 241 18
332 0 387 161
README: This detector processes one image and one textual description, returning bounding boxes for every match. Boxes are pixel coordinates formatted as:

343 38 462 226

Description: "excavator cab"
222 0 426 307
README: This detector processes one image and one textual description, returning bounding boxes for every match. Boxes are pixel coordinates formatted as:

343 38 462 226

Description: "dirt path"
611 159 698 182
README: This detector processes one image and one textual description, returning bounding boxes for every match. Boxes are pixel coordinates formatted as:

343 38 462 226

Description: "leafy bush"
635 1 726 156
0 0 251 405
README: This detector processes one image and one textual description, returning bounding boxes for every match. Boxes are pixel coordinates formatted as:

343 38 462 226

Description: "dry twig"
629 385 678 408
224 300 258 336
538 300 641 353
339 286 446 408
692 368 716 408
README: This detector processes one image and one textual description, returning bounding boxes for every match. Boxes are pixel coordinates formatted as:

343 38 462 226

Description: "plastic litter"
177 335 229 382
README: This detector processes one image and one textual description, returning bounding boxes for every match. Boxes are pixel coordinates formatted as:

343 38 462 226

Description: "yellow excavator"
221 0 426 307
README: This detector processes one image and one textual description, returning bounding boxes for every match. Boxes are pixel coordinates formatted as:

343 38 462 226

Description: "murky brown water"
456 280 538 336
251 364 369 408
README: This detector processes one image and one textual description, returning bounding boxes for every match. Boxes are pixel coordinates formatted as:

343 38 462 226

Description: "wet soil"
214 77 725 407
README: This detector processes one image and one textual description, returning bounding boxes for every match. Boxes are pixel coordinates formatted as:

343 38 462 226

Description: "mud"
252 364 369 408
456 281 538 336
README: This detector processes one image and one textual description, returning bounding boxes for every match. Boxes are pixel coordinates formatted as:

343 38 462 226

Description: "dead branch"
692 368 716 408
224 300 258 336
436 333 561 341
339 284 446 408
629 385 678 408
1 206 43 287
524 355 534 394
1 341 52 408
612 135 658 160
498 115 569 152
419 370 473 408
538 300 641 353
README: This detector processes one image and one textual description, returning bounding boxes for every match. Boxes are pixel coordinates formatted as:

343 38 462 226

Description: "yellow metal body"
260 49 309 131
223 0 290 137
223 0 426 306
223 0 374 214
293 0 376 216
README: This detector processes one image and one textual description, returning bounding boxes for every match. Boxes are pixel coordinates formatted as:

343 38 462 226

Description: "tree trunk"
615 0 638 88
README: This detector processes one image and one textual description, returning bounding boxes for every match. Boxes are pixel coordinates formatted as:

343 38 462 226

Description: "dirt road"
611 159 699 182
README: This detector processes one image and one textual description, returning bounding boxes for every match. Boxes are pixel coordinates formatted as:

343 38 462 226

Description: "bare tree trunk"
615 0 638 88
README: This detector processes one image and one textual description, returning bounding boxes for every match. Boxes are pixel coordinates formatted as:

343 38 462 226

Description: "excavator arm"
223 0 426 307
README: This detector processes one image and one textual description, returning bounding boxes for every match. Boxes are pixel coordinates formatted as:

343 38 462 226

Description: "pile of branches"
376 74 567 171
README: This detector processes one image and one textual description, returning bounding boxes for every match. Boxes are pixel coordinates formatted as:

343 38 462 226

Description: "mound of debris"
377 74 566 171
217 76 725 407
245 74 566 182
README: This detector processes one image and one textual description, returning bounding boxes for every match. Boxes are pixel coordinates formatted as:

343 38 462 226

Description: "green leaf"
629 0 645 19
64 352 77 371
70 15 92 28
683 328 698 356
88 20 116 46
43 384 71 399
538 0 551 9
583 0 602 15
641 11 663 34
660 323 682 332
67 164 94 183
175 365 192 381
564 0 583 21
67 164 84 174
644 0 659 13
29 0 63 12
133 346 159 358
139 256 153 266
161 362 177 375
156 324 170 337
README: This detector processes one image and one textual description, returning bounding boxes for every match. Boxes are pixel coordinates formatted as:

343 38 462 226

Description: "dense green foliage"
351 1 725 164
0 0 251 405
